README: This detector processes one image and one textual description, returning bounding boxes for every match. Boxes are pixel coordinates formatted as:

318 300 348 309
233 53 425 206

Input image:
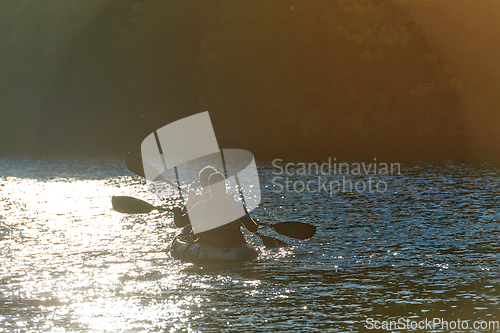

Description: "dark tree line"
0 0 499 159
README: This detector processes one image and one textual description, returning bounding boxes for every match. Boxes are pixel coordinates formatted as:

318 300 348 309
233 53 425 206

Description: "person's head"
208 172 226 195
199 166 217 188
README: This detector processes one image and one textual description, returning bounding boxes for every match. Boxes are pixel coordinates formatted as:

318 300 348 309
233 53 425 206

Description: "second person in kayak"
184 166 217 211
173 172 258 248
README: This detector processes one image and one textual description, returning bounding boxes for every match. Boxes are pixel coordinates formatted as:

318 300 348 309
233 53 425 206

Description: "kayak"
170 233 258 264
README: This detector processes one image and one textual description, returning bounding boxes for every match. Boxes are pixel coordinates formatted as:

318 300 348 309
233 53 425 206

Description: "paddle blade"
112 196 156 214
272 222 316 240
125 153 145 177
273 237 289 247
259 234 288 248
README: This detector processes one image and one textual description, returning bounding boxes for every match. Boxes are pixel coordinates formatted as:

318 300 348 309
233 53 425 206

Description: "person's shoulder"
191 193 204 201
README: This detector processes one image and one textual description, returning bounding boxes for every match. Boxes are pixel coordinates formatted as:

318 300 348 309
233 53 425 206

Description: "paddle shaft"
112 196 289 247
113 194 315 242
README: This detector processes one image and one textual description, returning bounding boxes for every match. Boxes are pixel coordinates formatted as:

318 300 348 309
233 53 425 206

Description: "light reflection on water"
0 156 499 332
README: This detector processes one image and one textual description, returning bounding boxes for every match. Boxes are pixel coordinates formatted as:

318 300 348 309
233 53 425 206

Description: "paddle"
125 153 146 177
113 196 315 241
258 221 316 240
112 196 288 248
112 196 171 214
125 154 317 238
125 153 188 195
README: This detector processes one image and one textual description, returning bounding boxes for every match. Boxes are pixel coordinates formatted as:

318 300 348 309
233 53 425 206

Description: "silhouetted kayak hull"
171 234 258 264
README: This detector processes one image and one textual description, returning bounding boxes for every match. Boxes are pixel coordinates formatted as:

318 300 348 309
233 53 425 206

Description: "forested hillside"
1 0 499 159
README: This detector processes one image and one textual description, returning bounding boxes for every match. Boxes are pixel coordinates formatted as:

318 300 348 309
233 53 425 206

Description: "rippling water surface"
1 157 499 332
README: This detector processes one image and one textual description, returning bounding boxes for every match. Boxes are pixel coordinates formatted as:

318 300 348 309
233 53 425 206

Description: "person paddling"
173 172 258 248
185 166 217 210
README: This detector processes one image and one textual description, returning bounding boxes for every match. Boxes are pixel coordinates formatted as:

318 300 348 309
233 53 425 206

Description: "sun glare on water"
0 172 202 331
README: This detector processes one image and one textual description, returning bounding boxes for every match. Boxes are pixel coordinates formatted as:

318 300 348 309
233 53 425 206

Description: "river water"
0 156 499 332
